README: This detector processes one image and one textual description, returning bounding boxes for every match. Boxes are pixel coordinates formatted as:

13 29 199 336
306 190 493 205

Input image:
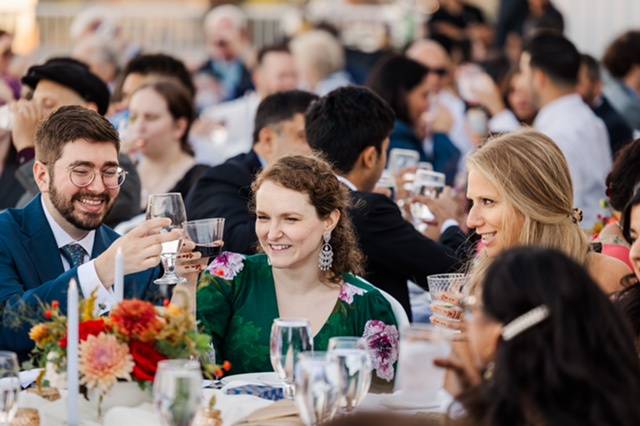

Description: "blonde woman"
465 129 629 293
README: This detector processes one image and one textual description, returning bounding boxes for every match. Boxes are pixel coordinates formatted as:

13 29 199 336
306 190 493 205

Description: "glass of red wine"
183 218 225 259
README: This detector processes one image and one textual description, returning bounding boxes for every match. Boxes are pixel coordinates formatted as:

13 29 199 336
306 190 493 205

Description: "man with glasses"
0 106 203 359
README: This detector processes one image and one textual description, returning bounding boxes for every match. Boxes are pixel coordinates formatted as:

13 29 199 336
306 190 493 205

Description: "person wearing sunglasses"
437 246 640 426
367 55 461 185
407 39 476 176
0 106 206 360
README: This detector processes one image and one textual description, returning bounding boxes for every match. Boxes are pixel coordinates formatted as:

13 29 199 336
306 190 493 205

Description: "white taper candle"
114 247 124 303
67 278 79 426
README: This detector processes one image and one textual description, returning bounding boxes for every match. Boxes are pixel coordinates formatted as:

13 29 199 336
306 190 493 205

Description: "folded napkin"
225 384 284 401
235 399 302 426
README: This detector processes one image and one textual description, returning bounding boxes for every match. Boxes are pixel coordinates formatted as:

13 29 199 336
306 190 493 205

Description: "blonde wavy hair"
467 129 589 285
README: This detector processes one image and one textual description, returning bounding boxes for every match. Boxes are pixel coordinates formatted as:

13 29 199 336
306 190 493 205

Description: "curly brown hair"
251 155 364 284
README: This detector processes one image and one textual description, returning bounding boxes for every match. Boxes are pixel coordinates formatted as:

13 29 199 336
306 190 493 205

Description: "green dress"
196 253 399 381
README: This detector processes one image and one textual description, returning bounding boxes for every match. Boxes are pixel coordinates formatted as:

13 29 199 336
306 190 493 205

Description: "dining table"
13 370 452 426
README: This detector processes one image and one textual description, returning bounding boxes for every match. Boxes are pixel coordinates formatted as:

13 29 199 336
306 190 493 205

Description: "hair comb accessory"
570 208 583 224
501 305 550 341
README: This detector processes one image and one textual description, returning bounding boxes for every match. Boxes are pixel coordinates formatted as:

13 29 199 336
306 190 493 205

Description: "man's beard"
49 183 115 231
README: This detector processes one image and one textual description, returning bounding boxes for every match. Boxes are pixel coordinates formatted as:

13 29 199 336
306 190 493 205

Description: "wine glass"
146 193 187 285
153 359 203 426
294 352 342 426
183 218 225 259
0 352 20 425
393 324 452 408
326 337 372 413
270 318 313 399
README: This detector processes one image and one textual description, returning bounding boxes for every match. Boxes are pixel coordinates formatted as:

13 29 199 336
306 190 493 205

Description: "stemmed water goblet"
146 193 187 285
326 337 372 413
153 359 203 426
0 352 19 426
270 318 313 399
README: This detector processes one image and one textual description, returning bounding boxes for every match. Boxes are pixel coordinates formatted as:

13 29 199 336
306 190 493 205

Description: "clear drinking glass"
0 105 13 131
270 318 313 399
153 359 203 426
326 337 372 413
427 273 467 331
146 193 187 285
294 352 342 426
410 170 446 225
393 324 452 408
183 218 225 259
0 352 20 425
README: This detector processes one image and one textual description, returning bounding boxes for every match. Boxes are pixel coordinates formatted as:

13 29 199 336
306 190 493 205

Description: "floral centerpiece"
28 293 229 414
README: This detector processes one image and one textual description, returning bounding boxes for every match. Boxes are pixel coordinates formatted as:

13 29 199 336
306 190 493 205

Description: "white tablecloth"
19 379 451 425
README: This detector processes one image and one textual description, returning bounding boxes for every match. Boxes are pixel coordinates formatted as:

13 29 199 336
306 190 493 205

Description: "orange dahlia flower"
110 300 164 342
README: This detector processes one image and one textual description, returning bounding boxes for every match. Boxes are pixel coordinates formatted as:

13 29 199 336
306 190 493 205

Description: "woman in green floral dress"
197 155 399 381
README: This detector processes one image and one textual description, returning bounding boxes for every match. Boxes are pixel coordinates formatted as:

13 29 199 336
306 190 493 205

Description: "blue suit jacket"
0 195 163 358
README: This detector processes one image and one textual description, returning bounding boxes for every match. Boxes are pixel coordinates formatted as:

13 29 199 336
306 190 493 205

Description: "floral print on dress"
362 320 399 381
338 282 367 305
207 252 245 280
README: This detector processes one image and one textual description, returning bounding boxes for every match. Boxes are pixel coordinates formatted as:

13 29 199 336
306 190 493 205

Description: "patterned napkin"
225 384 284 401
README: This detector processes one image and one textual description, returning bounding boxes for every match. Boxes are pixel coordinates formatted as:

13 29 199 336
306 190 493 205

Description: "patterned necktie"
60 243 88 268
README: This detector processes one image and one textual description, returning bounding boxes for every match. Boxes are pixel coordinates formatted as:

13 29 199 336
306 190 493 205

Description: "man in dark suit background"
305 86 465 319
185 90 318 254
0 106 202 358
578 54 634 157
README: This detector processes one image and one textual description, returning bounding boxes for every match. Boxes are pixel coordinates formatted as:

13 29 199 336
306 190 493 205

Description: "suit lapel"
21 196 65 283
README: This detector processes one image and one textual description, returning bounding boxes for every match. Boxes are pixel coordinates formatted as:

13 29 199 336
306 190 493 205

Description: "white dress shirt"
41 197 116 312
533 94 612 229
192 92 261 166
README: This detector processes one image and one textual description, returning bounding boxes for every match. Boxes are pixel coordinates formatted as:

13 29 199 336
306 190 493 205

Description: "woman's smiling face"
466 167 524 257
255 180 337 270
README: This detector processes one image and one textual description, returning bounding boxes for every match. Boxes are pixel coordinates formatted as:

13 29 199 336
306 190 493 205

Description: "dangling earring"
483 361 495 381
319 232 334 271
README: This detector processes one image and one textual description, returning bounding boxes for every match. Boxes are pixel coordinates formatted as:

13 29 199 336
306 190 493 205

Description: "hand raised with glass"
94 218 182 288
175 238 208 285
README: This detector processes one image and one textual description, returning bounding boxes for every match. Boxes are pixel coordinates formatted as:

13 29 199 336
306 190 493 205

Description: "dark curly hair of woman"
251 155 364 283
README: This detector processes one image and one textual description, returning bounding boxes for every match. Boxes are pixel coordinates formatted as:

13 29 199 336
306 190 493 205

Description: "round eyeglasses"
67 165 128 189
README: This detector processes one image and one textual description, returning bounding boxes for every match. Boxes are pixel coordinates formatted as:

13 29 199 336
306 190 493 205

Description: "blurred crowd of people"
2 1 640 423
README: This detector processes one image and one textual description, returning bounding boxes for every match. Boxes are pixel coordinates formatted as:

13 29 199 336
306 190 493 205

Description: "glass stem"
162 253 178 276
284 382 295 399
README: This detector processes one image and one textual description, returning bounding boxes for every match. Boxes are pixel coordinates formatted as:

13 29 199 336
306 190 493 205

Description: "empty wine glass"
153 359 203 426
146 193 187 285
183 218 225 259
270 318 313 399
294 352 342 426
326 337 372 413
0 352 20 425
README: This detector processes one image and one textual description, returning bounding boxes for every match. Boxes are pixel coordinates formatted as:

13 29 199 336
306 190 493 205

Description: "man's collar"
40 196 95 253
336 175 358 191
